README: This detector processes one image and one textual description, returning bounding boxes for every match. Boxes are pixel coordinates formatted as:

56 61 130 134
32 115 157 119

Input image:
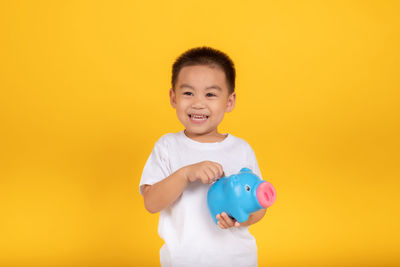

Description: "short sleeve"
139 138 171 195
246 144 262 179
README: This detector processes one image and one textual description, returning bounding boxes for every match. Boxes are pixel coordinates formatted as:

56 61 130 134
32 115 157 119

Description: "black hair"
171 46 236 93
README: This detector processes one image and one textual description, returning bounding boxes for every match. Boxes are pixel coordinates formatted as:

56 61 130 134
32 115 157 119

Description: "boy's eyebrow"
205 85 222 91
180 84 195 89
180 83 222 90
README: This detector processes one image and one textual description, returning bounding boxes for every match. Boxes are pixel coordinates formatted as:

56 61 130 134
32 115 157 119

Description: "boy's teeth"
191 114 207 120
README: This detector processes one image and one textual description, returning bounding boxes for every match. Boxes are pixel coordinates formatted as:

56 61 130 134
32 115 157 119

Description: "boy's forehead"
176 65 229 90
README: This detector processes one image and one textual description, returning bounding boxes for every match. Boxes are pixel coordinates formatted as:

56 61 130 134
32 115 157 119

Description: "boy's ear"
169 88 177 108
225 92 236 112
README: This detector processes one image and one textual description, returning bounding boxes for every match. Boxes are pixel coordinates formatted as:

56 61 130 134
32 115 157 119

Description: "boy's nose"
191 97 206 108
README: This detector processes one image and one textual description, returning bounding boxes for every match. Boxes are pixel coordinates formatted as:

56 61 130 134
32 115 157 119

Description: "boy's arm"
142 161 224 214
141 168 189 213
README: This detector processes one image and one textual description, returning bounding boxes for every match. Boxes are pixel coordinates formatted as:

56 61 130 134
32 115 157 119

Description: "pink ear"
257 182 276 208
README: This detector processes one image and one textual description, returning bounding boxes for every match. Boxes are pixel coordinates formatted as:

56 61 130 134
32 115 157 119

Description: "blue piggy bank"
207 168 276 224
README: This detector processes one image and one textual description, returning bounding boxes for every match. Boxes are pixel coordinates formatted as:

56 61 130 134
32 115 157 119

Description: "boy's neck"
184 129 228 143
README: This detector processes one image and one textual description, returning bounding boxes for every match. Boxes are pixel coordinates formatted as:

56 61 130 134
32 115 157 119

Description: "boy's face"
170 65 236 139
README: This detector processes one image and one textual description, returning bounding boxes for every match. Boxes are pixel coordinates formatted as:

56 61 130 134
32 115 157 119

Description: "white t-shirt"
139 130 262 267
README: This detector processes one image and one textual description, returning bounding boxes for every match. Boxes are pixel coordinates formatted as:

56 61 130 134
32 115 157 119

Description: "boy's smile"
170 65 236 143
188 113 209 124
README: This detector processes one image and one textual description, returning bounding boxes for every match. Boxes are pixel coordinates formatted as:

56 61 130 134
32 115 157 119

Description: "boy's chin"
184 128 216 137
184 129 205 136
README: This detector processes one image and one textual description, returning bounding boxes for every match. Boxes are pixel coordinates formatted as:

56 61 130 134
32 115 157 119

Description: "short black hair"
171 46 236 94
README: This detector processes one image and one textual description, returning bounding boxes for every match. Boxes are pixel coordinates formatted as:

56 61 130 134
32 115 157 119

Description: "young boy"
139 47 267 267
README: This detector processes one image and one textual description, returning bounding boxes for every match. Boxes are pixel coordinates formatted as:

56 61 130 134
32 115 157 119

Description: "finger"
215 164 224 179
216 214 225 229
209 162 222 179
205 164 217 177
208 167 219 182
234 221 240 227
211 164 223 181
222 212 235 227
218 216 229 229
217 220 226 229
215 163 224 178
207 165 217 179
217 214 229 228
221 212 234 228
204 167 216 184
200 172 210 184
216 214 223 228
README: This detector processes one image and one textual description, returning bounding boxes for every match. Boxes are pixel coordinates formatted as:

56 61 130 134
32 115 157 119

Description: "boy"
140 47 267 267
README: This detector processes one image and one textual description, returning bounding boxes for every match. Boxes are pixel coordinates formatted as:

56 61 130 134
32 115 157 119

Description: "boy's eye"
206 93 216 97
183 92 193 96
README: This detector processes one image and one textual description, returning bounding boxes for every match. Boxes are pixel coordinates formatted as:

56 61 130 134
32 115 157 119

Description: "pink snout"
257 181 277 208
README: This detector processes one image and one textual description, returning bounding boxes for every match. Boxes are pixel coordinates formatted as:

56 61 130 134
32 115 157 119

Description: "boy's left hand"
216 212 240 229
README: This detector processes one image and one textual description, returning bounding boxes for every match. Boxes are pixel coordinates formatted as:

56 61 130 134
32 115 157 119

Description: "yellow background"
1 1 399 266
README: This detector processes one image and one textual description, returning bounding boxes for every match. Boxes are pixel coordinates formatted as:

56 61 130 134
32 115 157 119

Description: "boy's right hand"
182 161 224 184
